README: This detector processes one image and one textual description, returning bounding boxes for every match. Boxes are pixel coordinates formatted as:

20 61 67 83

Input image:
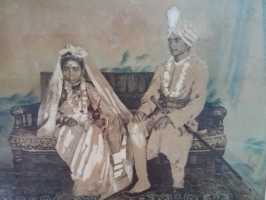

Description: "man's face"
168 34 189 57
62 60 83 85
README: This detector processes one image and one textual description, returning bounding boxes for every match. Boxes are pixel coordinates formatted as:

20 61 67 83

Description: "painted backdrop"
0 0 265 197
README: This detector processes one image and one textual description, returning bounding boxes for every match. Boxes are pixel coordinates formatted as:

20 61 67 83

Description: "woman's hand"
65 118 78 127
153 116 172 131
132 111 147 123
93 119 103 127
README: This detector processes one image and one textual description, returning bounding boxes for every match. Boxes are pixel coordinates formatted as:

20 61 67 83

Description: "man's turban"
167 7 198 46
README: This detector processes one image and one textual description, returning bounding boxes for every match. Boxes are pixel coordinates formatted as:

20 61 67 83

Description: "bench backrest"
41 72 154 110
10 72 226 132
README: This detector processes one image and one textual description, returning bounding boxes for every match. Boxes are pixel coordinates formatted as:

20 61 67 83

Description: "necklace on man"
163 56 190 98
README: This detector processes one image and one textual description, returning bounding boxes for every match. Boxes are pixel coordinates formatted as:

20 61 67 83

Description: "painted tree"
112 51 133 73
100 51 154 73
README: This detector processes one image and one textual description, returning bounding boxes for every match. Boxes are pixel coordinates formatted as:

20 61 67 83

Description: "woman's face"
62 60 83 85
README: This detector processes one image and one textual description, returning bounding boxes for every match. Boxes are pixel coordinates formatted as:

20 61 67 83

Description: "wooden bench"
8 72 227 176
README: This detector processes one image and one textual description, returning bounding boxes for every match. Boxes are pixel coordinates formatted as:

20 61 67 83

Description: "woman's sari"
36 44 133 198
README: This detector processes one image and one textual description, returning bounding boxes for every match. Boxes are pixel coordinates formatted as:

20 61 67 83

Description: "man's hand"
132 111 147 123
65 118 78 127
153 116 172 131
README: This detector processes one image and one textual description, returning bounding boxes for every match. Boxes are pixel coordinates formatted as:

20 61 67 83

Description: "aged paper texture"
0 1 265 199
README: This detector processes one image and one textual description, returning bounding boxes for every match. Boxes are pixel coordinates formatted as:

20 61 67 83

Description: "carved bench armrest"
10 103 41 116
197 106 227 132
10 103 41 129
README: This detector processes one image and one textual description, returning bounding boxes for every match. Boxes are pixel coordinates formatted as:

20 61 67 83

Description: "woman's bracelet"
62 116 69 124
57 116 69 125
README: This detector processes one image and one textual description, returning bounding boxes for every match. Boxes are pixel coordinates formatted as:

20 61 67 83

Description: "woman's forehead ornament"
167 6 199 46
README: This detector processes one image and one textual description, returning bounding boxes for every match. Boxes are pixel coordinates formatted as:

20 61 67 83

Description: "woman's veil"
37 44 132 137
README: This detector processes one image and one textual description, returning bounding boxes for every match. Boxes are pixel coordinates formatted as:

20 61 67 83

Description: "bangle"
62 116 69 124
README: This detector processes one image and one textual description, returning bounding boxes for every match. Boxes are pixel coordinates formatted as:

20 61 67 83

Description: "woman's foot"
123 179 154 198
129 178 151 193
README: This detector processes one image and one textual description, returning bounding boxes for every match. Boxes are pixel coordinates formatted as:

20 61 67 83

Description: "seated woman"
36 44 133 198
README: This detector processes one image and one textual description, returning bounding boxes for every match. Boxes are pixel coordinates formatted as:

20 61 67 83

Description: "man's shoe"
155 187 185 195
123 187 155 198
172 187 185 199
172 187 184 193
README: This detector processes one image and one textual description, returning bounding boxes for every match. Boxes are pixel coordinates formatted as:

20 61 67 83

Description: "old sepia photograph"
0 1 265 199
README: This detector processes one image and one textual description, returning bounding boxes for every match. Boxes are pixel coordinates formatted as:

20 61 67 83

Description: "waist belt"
158 97 190 109
149 98 190 117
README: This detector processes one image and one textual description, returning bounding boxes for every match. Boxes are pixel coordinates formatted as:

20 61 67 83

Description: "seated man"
124 7 208 198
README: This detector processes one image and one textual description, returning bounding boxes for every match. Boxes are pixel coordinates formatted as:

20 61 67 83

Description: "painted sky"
0 0 243 97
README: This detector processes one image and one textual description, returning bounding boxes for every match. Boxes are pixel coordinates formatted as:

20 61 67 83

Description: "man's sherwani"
129 56 208 188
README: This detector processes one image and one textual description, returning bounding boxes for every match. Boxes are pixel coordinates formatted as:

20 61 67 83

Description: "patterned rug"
0 159 259 200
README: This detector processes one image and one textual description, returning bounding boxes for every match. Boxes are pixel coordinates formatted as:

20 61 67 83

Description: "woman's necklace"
72 90 81 101
64 78 89 124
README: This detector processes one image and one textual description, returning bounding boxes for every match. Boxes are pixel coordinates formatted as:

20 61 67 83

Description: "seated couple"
37 7 207 200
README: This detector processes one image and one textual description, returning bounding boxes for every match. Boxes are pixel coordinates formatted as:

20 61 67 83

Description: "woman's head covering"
167 7 198 47
37 44 132 137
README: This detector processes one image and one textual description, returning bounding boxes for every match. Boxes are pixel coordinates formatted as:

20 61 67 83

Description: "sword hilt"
150 96 169 115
